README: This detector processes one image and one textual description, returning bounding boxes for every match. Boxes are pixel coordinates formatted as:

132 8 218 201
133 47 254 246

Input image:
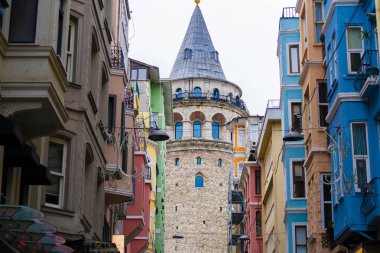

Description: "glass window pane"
294 164 303 177
352 123 367 155
356 159 368 186
48 142 64 173
193 121 202 138
238 128 244 147
176 88 182 99
314 2 323 22
138 69 147 80
212 122 219 139
296 226 307 244
324 203 332 229
194 87 202 97
195 176 203 187
175 122 183 139
296 246 307 253
348 28 362 49
46 175 60 205
290 46 299 73
131 69 137 80
350 52 361 72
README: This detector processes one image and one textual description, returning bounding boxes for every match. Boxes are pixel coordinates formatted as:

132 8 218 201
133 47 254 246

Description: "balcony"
173 90 249 114
104 176 133 205
230 190 243 204
110 46 125 69
360 177 380 225
353 50 379 97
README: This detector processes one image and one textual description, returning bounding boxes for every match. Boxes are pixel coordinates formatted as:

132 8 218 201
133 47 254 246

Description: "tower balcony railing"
353 50 379 95
173 90 249 114
282 7 298 18
110 46 125 69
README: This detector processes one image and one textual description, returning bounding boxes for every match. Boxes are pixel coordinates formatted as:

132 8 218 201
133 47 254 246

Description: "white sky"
128 0 297 115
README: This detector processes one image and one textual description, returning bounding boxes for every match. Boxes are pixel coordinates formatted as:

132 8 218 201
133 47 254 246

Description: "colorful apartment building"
278 7 308 253
295 0 332 252
322 0 380 251
257 100 287 253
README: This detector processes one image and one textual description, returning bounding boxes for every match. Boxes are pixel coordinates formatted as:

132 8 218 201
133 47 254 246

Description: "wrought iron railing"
110 46 125 69
173 90 249 114
360 177 378 216
125 88 134 110
145 166 151 181
353 50 379 91
282 7 298 18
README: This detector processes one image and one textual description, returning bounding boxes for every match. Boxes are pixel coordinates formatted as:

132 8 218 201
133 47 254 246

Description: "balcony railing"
110 46 125 69
360 177 378 216
125 88 134 110
266 99 280 109
173 90 249 114
282 7 298 18
353 50 379 92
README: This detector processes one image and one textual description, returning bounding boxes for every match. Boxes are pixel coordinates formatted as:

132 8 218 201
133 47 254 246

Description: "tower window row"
175 121 220 139
175 158 222 168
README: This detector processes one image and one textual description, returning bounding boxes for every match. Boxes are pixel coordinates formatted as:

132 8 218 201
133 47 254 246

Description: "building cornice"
299 61 323 85
322 0 360 35
325 92 367 123
304 147 329 168
166 139 233 153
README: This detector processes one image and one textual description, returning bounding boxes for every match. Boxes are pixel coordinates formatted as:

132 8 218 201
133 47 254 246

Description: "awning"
0 114 24 147
83 240 120 252
4 144 52 185
0 205 73 253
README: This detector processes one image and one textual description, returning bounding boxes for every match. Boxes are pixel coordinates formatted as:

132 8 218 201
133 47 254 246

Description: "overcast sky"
128 0 297 115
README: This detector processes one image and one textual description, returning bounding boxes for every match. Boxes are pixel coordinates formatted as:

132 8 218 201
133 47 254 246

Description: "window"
211 51 219 61
196 157 201 166
250 124 259 143
195 175 204 187
56 0 64 56
184 48 192 59
295 226 307 253
212 122 219 139
289 44 300 74
238 127 245 147
193 121 202 138
46 139 67 208
321 174 332 230
213 88 220 99
314 1 324 43
130 68 147 80
255 170 261 195
328 45 333 80
108 96 116 133
193 87 202 97
291 102 302 132
238 163 244 178
175 122 183 139
8 0 39 43
351 122 369 190
292 161 306 198
347 27 363 73
151 113 159 128
175 158 179 167
256 211 262 237
218 159 222 168
0 0 9 29
131 69 138 80
176 88 183 99
66 19 77 82
318 81 328 127
333 34 338 79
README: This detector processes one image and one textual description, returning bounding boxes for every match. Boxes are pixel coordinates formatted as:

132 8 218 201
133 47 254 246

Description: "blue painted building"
323 0 380 250
278 8 308 253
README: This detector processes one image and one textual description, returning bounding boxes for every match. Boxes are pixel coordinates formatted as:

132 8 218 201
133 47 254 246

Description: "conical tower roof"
170 6 226 80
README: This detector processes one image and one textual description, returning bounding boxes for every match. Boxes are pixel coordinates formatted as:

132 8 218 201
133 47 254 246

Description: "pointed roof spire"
170 5 226 80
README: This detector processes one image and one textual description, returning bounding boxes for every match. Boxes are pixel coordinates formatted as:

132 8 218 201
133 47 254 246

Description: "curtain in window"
212 122 219 139
175 122 183 139
193 121 202 137
352 123 367 155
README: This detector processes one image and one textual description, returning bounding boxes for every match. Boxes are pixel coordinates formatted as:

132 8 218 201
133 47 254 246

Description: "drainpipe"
377 0 380 50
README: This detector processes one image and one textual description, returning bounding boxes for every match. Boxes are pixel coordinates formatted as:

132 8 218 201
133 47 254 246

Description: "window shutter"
9 0 39 43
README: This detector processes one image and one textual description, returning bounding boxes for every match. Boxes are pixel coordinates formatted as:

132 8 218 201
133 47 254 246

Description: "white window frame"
250 124 259 143
333 34 338 80
290 159 306 199
321 174 333 230
350 122 370 192
45 138 67 208
292 223 308 253
317 81 328 127
289 101 302 133
66 19 76 82
314 1 324 44
238 127 245 147
287 43 301 75
328 44 333 81
346 26 364 74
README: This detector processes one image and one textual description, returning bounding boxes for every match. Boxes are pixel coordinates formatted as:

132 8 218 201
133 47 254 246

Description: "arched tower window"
212 122 220 139
193 121 202 138
235 95 241 106
195 174 204 188
218 159 222 168
196 157 201 166
175 158 180 167
213 88 220 99
193 87 202 97
175 122 183 139
176 88 182 99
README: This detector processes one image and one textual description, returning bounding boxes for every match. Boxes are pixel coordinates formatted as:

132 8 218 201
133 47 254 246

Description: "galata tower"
164 2 249 252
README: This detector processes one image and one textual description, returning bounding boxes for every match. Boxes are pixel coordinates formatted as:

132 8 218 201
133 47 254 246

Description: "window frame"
255 211 262 237
45 138 67 208
218 158 222 168
175 122 183 139
314 1 324 44
213 88 220 99
321 174 333 230
346 26 364 74
193 120 202 138
288 44 300 74
290 102 302 133
195 175 204 188
175 158 180 167
176 88 183 99
193 87 202 97
255 170 261 195
291 160 306 199
212 122 219 139
350 122 370 192
317 81 328 127
108 95 117 134
66 19 77 82
237 127 245 147
293 224 307 253
196 156 201 166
